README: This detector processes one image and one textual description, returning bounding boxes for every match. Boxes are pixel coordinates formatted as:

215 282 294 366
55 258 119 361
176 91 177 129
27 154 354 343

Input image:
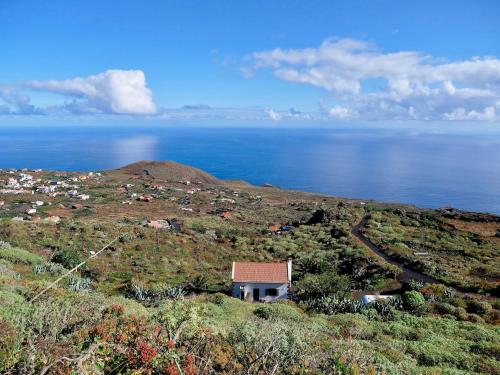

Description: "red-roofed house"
231 260 292 302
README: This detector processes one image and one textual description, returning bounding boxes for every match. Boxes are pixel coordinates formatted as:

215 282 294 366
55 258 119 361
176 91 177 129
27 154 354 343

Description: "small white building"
231 260 292 302
360 295 394 304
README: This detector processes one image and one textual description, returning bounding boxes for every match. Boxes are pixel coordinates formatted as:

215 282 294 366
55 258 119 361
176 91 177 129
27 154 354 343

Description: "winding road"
351 214 440 284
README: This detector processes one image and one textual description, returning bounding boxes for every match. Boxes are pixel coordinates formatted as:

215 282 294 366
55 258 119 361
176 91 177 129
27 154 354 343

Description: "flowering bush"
85 304 197 374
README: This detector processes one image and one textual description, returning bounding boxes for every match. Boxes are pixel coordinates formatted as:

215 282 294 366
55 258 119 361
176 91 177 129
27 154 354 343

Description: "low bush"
449 297 467 309
304 296 365 315
294 272 351 301
467 300 493 316
453 307 468 321
253 303 303 321
210 292 227 306
0 247 44 265
32 262 67 275
51 249 83 269
467 314 485 324
402 291 426 315
0 318 19 371
434 302 456 315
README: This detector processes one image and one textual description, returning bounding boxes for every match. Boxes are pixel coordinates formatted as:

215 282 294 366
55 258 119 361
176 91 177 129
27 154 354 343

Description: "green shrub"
0 247 44 265
470 342 500 358
0 318 19 371
51 249 83 269
402 291 426 315
32 262 67 276
294 272 351 301
304 296 365 315
210 292 227 306
453 307 468 321
467 300 493 316
434 302 456 315
0 263 20 281
467 314 485 324
407 279 424 291
449 297 467 309
254 303 303 321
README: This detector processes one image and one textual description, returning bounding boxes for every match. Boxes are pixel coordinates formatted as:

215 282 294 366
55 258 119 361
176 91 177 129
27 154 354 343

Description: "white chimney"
287 258 292 285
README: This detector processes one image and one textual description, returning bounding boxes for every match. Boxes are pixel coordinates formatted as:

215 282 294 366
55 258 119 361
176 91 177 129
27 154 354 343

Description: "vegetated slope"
112 160 220 184
362 210 500 294
1 162 499 374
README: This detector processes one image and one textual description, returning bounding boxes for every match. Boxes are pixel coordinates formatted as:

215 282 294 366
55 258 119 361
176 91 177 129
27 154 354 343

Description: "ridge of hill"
112 160 220 185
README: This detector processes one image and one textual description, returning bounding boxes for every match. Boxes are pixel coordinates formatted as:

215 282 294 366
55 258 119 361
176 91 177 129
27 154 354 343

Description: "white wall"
232 282 288 302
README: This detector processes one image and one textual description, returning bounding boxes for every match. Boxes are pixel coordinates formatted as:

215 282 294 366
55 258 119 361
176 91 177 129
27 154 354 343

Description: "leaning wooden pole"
30 236 119 303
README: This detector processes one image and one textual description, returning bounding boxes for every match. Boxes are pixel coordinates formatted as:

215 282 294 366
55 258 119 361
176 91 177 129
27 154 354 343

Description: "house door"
253 288 260 302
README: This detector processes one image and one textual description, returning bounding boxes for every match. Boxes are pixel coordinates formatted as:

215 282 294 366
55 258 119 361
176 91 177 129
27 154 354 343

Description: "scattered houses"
231 260 292 302
68 190 79 197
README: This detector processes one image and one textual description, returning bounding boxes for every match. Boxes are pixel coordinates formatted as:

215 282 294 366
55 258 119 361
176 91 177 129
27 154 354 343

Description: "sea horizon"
1 124 499 215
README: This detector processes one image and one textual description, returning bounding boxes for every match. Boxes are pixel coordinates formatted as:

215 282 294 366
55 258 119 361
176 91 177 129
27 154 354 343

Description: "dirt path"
351 214 440 284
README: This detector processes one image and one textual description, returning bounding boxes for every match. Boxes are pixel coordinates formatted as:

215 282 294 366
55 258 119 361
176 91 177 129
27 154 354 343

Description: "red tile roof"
232 262 289 283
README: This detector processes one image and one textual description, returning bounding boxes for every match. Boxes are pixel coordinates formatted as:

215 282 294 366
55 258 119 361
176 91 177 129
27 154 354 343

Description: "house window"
265 288 278 297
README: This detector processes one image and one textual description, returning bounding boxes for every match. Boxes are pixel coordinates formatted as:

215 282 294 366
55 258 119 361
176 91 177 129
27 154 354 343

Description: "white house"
231 260 292 302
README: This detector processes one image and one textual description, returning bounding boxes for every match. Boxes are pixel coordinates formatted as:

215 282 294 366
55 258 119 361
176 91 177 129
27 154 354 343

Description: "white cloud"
264 107 312 121
250 38 500 121
265 109 283 121
0 88 42 115
443 106 496 121
1 70 157 115
328 106 356 119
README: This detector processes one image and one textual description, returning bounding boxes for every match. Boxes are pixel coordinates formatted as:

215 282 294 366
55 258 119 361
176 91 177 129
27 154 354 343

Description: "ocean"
1 125 499 214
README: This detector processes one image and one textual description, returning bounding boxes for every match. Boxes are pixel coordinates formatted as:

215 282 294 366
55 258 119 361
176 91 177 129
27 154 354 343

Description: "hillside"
0 162 499 374
112 160 220 185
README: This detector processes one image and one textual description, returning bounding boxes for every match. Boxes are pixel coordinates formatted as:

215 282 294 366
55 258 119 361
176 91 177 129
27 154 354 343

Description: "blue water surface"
1 125 499 214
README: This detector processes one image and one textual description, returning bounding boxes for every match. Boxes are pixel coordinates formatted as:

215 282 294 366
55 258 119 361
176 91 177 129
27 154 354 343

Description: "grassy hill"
0 162 498 374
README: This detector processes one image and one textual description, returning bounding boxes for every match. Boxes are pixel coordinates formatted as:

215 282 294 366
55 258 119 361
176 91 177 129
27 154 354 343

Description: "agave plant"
304 296 365 315
0 240 12 249
67 276 92 292
129 281 186 305
32 264 46 274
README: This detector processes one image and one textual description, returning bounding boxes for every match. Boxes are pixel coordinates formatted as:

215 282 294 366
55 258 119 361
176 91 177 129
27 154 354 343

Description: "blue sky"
1 0 500 125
